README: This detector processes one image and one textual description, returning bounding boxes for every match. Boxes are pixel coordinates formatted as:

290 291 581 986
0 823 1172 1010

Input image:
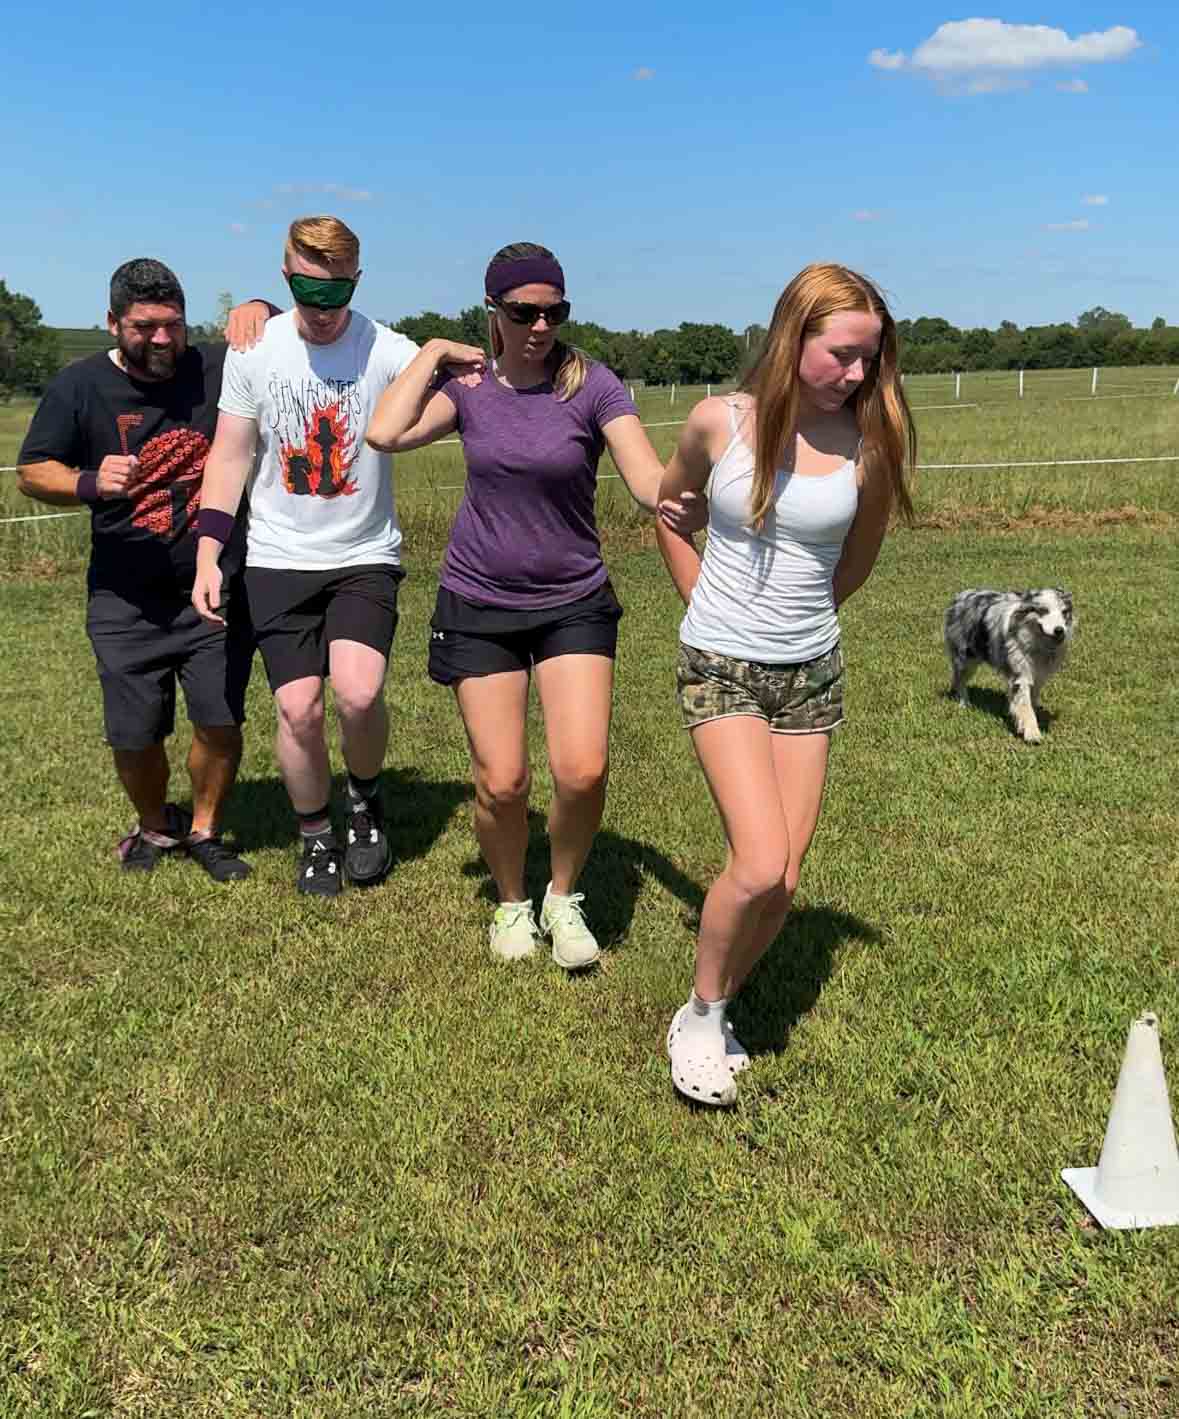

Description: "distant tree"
0 280 62 394
640 332 679 385
457 305 489 351
742 323 768 363
1152 315 1167 332
673 322 741 383
392 311 463 345
1077 306 1132 333
189 291 234 340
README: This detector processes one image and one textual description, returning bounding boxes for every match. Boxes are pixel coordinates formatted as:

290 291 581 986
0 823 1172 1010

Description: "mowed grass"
2 385 1179 1416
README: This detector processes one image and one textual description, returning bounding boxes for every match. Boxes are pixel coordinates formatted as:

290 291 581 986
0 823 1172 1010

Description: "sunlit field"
2 378 1177 1416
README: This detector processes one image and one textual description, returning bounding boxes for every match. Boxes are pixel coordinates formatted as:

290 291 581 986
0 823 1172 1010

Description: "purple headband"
485 255 565 299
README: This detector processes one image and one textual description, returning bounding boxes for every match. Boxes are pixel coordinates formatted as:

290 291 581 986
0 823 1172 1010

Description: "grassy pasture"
1 381 1178 1416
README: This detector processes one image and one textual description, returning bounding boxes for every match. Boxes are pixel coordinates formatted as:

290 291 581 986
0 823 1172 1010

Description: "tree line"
1 278 1177 397
390 304 1179 382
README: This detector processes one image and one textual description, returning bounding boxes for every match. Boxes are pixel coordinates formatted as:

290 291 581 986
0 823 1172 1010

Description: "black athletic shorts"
245 564 405 692
428 580 623 686
86 584 253 751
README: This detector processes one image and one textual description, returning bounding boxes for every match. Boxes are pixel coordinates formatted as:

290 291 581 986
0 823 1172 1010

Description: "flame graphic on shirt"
280 399 359 498
129 427 210 537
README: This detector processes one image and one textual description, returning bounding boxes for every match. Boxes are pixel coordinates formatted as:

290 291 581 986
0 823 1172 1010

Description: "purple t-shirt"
437 361 637 609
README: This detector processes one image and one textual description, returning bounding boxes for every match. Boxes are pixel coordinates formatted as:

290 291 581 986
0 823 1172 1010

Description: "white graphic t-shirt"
219 311 418 570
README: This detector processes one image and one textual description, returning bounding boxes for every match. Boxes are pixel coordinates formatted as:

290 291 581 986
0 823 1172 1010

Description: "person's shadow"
946 685 1056 738
224 766 471 866
462 809 878 1057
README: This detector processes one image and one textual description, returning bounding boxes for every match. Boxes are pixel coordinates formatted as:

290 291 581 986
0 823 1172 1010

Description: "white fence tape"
4 450 1179 526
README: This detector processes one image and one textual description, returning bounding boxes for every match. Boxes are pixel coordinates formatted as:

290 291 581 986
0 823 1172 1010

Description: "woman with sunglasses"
368 241 693 967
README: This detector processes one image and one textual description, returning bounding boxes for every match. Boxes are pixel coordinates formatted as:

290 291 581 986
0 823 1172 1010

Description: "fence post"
707 384 711 398
670 383 676 405
629 385 635 402
955 372 961 401
1019 369 1025 399
1091 366 1099 396
1173 376 1179 396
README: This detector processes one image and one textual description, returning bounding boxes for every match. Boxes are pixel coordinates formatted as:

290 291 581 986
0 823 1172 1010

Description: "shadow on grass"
460 811 878 1051
947 684 1057 738
461 808 704 945
224 767 471 863
731 905 881 1059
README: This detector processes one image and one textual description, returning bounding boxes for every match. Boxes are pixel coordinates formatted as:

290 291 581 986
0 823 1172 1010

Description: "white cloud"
1057 77 1089 93
633 66 655 80
964 74 1029 94
852 209 882 222
1082 193 1109 206
323 183 372 201
271 182 373 202
1045 219 1091 232
870 21 1141 91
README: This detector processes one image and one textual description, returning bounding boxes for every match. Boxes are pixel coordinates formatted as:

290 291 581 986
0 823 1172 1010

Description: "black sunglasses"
493 298 571 328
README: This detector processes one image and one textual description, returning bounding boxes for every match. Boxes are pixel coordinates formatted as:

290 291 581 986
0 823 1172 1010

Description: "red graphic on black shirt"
280 400 359 499
129 428 210 537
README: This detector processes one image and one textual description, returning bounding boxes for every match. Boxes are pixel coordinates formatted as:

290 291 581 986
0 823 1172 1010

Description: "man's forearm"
199 449 251 516
17 460 93 507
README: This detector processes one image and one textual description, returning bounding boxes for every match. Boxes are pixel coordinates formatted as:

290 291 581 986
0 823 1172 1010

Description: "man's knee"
192 723 243 755
333 678 386 725
276 686 325 743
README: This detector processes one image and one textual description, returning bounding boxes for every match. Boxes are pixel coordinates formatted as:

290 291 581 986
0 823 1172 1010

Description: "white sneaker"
540 884 601 970
489 901 539 961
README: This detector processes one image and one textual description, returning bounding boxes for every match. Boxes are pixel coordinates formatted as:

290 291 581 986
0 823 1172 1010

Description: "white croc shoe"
666 1006 739 1107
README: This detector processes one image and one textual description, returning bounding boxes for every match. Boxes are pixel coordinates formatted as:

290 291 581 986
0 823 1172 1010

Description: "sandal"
666 1006 750 1075
666 1006 739 1107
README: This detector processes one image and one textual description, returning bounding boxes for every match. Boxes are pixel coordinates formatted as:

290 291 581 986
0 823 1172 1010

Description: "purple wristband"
197 508 236 545
76 470 100 504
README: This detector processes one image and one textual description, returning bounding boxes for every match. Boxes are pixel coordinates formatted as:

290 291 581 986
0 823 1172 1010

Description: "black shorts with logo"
86 583 254 751
245 564 405 692
428 580 623 686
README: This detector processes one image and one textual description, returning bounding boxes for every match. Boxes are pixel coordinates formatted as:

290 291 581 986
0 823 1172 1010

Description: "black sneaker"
186 834 251 883
117 803 192 873
344 798 392 886
298 835 343 897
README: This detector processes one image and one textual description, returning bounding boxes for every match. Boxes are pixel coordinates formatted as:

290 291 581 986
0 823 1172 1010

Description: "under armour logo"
431 630 446 641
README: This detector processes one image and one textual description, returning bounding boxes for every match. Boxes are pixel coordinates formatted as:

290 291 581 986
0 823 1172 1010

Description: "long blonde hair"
742 263 915 529
486 242 587 402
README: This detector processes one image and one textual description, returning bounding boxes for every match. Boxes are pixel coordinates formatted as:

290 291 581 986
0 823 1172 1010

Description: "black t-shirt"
19 344 246 599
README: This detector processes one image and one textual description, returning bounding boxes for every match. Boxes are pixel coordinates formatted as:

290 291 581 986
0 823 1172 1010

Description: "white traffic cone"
1062 1012 1179 1229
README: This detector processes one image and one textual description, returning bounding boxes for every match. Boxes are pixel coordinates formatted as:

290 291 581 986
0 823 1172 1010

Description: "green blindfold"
286 273 358 310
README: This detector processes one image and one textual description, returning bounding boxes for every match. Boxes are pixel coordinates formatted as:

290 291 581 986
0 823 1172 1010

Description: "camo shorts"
677 641 844 735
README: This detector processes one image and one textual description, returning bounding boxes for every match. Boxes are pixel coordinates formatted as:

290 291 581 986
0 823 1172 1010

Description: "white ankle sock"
679 991 729 1045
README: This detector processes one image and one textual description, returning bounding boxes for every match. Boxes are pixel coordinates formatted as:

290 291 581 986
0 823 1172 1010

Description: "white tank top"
680 399 859 664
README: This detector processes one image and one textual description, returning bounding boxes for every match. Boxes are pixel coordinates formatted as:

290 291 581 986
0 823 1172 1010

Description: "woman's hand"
427 339 486 378
659 489 708 536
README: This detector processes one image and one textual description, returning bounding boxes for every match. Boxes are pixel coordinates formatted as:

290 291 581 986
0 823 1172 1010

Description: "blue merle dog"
944 588 1075 743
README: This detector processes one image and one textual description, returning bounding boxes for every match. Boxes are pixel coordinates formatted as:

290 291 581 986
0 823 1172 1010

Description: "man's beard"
118 336 181 379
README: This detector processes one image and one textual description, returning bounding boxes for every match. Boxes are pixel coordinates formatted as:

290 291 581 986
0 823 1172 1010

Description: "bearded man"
18 258 255 880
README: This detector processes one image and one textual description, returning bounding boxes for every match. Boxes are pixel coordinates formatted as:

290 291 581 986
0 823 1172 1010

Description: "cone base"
1062 1167 1179 1230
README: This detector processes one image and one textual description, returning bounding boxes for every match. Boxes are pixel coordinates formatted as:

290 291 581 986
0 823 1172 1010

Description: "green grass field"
2 381 1178 1416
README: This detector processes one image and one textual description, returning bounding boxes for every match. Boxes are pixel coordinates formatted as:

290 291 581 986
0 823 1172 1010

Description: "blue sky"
3 2 1175 334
